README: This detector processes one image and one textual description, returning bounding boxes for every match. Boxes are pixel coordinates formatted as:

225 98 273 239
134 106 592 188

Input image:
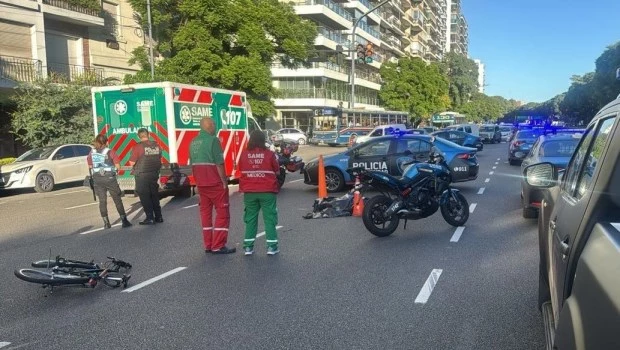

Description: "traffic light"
356 44 365 64
365 43 374 64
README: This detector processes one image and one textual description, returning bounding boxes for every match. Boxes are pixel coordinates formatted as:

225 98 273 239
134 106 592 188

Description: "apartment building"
474 58 485 93
272 0 454 131
0 0 144 89
446 0 468 55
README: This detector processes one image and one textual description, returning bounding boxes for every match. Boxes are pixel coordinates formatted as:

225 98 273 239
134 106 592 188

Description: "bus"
308 108 409 145
514 115 548 127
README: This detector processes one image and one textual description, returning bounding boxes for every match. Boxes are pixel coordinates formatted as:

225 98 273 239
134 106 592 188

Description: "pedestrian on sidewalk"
239 130 280 256
189 117 235 254
87 134 132 229
128 128 163 225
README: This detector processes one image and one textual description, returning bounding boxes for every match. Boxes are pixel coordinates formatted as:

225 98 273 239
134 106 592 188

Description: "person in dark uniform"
87 134 132 229
129 128 163 225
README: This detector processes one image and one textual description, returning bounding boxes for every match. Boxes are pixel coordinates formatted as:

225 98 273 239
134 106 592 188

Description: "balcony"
47 62 108 84
41 0 105 26
0 55 42 85
316 27 351 50
271 61 382 87
344 0 380 25
275 88 380 108
292 0 352 30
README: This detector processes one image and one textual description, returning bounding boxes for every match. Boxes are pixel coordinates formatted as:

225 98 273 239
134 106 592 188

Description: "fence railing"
42 0 101 17
0 55 42 82
272 61 381 84
277 88 379 105
47 62 106 84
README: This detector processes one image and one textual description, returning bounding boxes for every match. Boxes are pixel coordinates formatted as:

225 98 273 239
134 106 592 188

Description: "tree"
379 57 450 125
457 93 515 123
443 52 479 108
126 0 317 119
10 77 93 148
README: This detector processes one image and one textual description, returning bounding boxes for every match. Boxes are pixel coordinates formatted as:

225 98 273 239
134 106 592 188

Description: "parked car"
274 128 307 145
479 124 502 143
519 133 581 218
327 127 372 147
303 134 479 192
499 125 514 142
431 129 483 151
524 96 619 350
444 123 480 136
353 124 408 145
0 144 93 193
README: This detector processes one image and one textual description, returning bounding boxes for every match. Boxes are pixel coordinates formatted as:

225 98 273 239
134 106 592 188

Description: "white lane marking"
485 178 490 183
79 211 142 235
497 158 500 161
122 267 187 293
489 171 494 175
288 179 303 183
450 226 465 242
183 204 198 209
65 202 98 210
477 187 485 195
469 203 477 213
256 225 284 238
415 269 443 304
494 162 499 165
53 190 88 196
611 223 620 232
0 342 11 348
492 166 497 169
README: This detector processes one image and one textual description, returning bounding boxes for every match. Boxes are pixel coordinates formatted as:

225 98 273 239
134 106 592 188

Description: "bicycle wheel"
31 259 96 269
14 269 90 286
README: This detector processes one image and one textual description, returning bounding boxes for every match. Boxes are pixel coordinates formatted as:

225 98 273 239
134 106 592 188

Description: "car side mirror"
524 162 557 188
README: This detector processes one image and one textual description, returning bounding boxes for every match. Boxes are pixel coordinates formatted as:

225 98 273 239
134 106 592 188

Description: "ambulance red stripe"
178 88 197 102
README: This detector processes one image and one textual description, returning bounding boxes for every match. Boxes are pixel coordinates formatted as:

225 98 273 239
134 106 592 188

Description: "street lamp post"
146 0 155 80
350 0 390 109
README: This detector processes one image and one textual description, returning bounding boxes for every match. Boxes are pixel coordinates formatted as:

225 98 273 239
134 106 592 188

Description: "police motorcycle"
348 139 469 237
275 140 305 188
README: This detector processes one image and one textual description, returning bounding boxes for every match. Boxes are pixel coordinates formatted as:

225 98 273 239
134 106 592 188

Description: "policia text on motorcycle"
87 134 132 229
129 128 163 225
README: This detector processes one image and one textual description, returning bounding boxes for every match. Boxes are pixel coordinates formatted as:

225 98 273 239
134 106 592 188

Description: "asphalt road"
0 143 545 350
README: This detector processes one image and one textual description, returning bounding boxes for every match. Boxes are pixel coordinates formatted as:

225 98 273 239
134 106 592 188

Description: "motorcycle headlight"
14 166 32 174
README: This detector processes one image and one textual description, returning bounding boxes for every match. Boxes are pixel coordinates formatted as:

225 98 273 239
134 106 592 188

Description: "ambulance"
91 82 262 195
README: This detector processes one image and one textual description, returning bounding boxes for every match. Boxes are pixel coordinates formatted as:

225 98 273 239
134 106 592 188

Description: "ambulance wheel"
325 168 344 193
34 172 55 193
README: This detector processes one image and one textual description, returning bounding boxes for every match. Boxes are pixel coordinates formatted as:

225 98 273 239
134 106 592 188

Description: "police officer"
129 128 163 225
239 130 280 255
189 117 235 254
87 134 132 229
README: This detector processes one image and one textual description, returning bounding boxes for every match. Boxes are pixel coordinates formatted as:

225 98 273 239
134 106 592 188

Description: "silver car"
275 128 307 145
0 144 92 193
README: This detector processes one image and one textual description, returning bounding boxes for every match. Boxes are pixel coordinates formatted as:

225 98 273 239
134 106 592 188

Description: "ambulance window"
358 140 390 156
248 117 258 134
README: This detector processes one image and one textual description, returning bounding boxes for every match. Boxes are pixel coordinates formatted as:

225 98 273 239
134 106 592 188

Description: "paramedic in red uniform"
189 117 235 254
239 130 281 255
129 128 163 225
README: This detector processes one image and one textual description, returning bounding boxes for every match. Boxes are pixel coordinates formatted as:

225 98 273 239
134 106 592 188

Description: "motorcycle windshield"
402 165 419 180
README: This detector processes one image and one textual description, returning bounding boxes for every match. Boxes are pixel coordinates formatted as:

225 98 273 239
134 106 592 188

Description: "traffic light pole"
350 0 390 109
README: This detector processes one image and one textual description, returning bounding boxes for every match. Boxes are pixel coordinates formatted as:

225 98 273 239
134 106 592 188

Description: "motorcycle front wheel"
440 191 469 227
362 195 400 237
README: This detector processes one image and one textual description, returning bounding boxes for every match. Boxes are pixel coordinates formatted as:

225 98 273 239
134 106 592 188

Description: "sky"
462 0 620 103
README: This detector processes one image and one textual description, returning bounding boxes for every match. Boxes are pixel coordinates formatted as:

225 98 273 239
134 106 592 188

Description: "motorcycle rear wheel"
440 191 469 227
362 195 400 237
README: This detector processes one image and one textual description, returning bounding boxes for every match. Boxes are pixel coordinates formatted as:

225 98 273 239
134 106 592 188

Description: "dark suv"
523 97 620 349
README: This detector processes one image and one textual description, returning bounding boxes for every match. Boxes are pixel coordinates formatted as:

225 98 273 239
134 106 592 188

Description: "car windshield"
500 126 512 132
481 126 495 131
540 140 579 157
15 146 56 162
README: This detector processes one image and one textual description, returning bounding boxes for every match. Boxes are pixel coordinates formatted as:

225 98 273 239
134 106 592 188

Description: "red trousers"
198 185 230 250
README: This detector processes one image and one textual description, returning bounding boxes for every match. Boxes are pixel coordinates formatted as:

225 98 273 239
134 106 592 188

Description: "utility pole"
350 0 390 109
146 0 155 80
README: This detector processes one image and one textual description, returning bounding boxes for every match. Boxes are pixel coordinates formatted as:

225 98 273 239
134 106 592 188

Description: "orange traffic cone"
318 155 327 199
352 175 364 217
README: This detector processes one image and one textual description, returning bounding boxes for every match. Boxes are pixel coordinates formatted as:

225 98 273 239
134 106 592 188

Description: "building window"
103 1 120 37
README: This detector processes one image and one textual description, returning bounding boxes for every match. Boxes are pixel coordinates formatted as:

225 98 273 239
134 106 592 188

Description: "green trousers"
243 193 279 249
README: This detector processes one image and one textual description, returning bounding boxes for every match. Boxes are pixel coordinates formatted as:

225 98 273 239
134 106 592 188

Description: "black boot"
121 215 132 228
102 216 112 229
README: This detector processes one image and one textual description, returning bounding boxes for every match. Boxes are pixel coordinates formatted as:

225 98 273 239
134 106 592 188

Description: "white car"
275 128 307 145
0 144 93 193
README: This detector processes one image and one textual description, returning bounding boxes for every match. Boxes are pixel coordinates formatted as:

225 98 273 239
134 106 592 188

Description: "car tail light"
513 140 525 147
457 153 470 159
